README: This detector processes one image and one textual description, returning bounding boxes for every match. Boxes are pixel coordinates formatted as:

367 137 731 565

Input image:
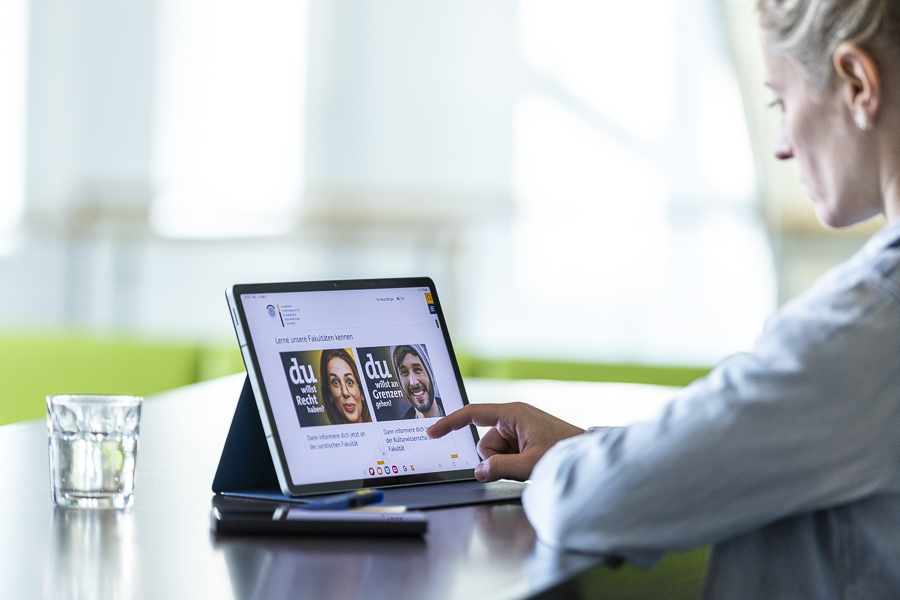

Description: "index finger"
426 404 509 439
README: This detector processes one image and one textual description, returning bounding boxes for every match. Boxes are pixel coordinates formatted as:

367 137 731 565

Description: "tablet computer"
226 277 482 498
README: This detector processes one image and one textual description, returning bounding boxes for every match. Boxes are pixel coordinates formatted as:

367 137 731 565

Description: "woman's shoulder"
868 233 900 303
755 226 900 354
791 224 900 312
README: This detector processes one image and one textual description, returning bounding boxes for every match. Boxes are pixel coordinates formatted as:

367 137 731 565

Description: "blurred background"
0 0 884 423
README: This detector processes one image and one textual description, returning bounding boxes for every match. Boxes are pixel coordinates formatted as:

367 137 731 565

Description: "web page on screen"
240 287 479 487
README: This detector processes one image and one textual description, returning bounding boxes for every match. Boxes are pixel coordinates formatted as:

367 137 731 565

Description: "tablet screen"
231 279 481 494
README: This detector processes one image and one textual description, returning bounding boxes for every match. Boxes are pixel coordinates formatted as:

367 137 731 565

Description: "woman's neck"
884 168 900 223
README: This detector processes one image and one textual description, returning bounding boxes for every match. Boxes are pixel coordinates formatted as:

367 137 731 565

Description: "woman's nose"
774 125 793 160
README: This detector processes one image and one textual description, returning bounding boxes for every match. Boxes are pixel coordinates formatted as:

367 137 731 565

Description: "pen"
300 489 384 510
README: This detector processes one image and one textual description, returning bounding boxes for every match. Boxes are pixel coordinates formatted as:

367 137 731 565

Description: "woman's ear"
833 42 880 130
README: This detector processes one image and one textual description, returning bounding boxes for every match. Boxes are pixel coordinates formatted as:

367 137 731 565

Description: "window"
0 0 28 251
460 0 775 365
151 0 308 239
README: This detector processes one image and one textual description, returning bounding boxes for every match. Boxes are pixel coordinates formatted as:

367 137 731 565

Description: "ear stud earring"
855 108 872 132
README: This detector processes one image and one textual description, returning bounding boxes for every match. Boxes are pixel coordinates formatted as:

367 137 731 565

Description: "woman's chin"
811 200 848 229
811 194 881 229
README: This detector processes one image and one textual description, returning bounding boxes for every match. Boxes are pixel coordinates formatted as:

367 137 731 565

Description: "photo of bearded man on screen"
391 344 445 420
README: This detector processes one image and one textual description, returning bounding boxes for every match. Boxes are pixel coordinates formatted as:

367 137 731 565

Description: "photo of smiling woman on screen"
320 349 372 425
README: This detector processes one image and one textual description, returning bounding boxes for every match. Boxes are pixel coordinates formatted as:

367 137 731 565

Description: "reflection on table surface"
218 503 563 600
0 374 679 600
46 508 136 600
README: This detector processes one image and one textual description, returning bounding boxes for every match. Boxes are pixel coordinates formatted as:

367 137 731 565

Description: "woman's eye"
346 377 357 388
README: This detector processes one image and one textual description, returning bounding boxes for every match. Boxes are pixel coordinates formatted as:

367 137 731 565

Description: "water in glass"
47 395 142 509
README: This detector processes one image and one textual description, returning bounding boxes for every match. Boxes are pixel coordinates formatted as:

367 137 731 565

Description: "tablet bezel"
227 277 480 497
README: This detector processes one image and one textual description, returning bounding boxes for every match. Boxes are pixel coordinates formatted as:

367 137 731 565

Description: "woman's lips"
343 403 357 413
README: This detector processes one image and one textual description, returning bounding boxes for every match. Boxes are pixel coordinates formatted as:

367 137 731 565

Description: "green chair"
532 547 710 599
0 334 234 426
456 353 710 387
0 332 253 427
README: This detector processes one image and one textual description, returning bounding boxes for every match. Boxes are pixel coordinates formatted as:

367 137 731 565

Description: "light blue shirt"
523 217 900 598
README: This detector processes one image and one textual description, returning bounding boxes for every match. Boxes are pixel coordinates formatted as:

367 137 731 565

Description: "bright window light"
472 0 774 365
518 0 678 140
697 65 757 201
0 0 28 248
512 93 669 303
151 0 308 239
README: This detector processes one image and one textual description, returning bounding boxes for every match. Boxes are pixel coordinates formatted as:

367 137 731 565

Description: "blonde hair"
758 0 900 87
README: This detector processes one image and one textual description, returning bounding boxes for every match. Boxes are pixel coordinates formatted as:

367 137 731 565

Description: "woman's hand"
426 403 584 482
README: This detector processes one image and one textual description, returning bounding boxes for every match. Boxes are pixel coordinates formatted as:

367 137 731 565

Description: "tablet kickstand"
212 376 281 495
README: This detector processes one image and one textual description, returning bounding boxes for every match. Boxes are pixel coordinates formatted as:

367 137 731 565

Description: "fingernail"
474 463 485 481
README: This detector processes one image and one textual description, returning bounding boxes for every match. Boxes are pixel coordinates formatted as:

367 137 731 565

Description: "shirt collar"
862 217 900 255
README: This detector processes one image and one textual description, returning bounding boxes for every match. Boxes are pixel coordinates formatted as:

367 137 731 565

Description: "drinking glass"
46 394 142 509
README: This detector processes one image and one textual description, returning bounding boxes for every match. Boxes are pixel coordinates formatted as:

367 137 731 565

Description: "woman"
320 349 372 425
428 0 900 596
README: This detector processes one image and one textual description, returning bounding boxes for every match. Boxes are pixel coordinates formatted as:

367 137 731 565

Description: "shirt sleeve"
522 266 900 555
